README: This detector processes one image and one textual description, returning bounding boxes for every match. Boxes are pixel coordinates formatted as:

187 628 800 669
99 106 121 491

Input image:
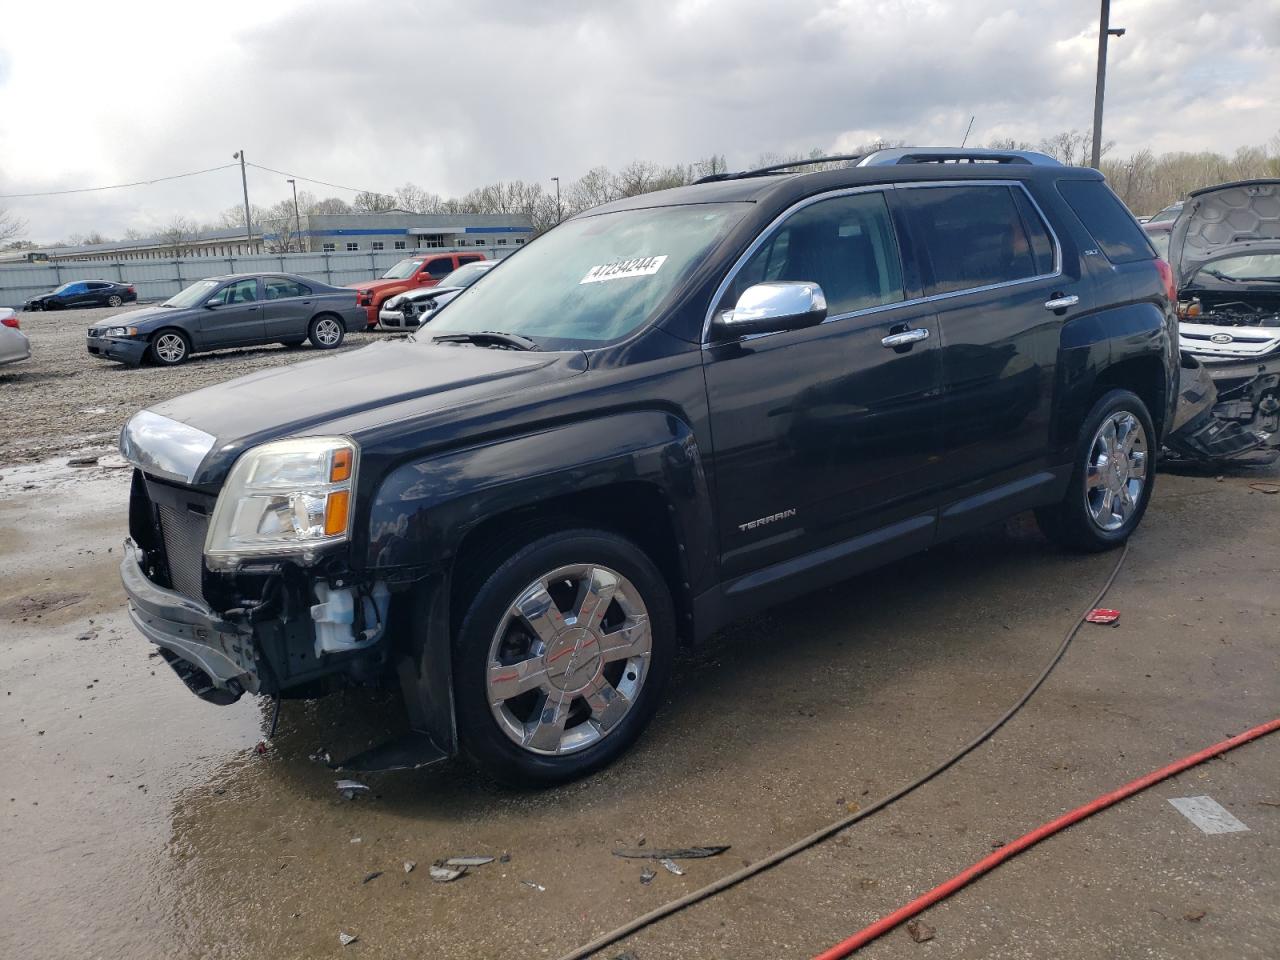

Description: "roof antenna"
959 115 975 148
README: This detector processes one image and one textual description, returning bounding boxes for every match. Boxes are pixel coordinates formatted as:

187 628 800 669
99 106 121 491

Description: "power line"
0 162 239 199
245 162 393 199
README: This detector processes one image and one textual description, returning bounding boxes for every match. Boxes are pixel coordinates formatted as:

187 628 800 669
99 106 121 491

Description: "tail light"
1 316 19 330
1154 258 1177 305
126 285 135 294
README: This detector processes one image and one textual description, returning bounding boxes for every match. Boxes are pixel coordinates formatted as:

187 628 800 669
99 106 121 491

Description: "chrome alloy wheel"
154 333 186 363
486 563 651 756
1085 410 1148 532
315 318 342 345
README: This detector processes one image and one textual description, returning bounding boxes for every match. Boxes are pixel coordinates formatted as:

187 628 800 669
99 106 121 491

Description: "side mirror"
714 282 827 338
204 298 220 309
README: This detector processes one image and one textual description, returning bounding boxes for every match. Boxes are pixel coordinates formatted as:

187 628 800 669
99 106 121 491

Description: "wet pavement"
2 457 1278 959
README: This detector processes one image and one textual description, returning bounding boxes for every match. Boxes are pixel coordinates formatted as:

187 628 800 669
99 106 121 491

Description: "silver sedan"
0 309 31 367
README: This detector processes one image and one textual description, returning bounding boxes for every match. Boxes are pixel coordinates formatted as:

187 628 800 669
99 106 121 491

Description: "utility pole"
1091 0 1126 169
233 150 253 249
551 176 562 224
287 178 302 252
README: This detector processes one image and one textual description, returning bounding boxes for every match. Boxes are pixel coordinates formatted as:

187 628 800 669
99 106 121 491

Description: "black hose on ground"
556 542 1132 960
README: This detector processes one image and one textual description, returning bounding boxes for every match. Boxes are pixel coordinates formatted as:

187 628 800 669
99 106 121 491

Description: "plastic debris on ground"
906 919 936 943
403 860 416 874
444 855 495 867
362 871 383 884
309 748 332 764
335 779 370 800
254 741 268 755
1249 481 1280 495
339 932 358 946
521 880 546 892
1084 608 1121 625
612 845 730 860
659 858 684 876
639 866 656 885
429 863 466 883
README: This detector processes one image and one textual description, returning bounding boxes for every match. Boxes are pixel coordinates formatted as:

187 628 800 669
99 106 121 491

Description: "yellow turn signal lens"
324 490 350 536
330 448 353 482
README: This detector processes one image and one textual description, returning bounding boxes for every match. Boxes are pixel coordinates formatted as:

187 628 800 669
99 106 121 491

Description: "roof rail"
857 147 1061 167
693 154 863 184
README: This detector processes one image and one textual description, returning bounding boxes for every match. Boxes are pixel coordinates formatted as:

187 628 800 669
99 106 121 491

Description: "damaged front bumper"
87 335 149 366
1166 352 1280 465
121 538 260 703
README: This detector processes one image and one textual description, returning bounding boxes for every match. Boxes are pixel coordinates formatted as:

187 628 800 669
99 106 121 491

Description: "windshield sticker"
580 256 668 285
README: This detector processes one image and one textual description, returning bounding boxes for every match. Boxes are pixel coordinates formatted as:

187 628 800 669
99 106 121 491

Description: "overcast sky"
1 0 1277 243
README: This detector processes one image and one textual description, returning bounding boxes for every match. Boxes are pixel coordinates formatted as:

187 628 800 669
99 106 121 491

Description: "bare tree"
0 206 26 244
122 227 146 241
158 216 200 256
353 191 398 213
309 196 353 215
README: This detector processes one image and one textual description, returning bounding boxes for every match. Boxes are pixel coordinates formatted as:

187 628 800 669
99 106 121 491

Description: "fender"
362 409 713 576
1054 300 1173 449
360 410 714 760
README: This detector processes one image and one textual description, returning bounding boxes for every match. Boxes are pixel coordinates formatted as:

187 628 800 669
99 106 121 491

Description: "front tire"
308 315 345 349
1036 388 1155 552
149 329 190 366
107 295 123 307
453 529 676 786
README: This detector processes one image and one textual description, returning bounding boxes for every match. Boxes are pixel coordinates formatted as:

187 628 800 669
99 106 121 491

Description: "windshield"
382 257 424 280
1198 253 1280 283
426 203 749 347
1148 203 1182 224
53 282 76 293
439 261 492 288
163 279 221 308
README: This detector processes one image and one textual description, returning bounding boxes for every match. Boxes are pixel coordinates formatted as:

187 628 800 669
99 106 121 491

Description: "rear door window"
1057 179 1154 264
264 277 311 299
899 185 1054 296
723 191 905 318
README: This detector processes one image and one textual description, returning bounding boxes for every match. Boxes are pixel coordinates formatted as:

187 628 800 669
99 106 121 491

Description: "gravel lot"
0 304 382 466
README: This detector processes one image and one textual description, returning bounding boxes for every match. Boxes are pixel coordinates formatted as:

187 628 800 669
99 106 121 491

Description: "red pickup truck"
348 252 486 328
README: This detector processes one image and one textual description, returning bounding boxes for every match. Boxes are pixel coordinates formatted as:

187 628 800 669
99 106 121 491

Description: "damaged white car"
1164 179 1280 465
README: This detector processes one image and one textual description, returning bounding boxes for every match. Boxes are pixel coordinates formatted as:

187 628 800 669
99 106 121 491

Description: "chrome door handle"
1044 295 1079 310
881 328 930 348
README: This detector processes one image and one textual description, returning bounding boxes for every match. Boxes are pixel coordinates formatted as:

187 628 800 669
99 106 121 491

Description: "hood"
1169 179 1280 287
92 304 177 328
125 339 587 485
344 277 416 293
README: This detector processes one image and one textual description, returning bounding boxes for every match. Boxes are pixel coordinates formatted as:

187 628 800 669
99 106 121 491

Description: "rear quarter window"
899 184 1054 296
1057 179 1155 264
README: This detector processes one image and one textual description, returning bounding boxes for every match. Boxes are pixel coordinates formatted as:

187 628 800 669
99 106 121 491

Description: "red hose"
812 716 1280 960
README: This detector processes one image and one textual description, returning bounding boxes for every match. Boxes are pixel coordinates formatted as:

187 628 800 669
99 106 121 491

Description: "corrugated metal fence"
0 248 512 308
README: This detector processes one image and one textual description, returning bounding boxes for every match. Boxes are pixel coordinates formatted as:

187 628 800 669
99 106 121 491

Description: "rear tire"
308 315 345 349
107 295 123 307
452 529 676 787
1036 388 1155 552
149 329 190 366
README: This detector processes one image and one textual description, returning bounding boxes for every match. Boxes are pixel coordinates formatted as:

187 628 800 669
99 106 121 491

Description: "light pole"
232 150 253 249
1090 0 1126 169
287 178 302 252
551 176 562 224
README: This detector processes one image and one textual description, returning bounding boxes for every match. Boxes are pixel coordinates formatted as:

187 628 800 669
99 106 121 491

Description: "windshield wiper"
1203 269 1241 283
431 330 538 351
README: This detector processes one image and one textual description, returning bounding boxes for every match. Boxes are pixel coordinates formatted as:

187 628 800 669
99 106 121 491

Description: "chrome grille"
157 504 209 601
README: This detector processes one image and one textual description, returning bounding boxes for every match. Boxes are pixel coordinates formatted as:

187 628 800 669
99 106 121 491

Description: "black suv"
118 148 1177 785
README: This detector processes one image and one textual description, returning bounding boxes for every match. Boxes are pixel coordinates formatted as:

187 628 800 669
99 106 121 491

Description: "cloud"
1 0 1277 243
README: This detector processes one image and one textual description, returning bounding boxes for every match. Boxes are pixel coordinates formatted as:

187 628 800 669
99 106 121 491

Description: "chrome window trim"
701 180 1063 346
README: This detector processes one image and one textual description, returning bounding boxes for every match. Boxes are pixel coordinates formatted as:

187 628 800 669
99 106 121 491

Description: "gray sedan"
85 273 365 366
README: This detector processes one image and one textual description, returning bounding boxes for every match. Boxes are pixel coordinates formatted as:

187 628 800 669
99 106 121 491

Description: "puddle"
0 452 131 499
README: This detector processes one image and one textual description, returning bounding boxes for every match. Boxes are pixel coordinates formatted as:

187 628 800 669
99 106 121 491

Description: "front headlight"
384 296 402 310
105 326 139 337
204 437 357 571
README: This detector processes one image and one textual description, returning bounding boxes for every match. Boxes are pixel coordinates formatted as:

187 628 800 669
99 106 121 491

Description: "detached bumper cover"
120 539 260 702
87 335 148 365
